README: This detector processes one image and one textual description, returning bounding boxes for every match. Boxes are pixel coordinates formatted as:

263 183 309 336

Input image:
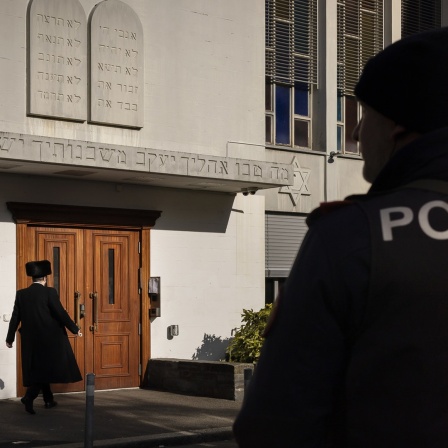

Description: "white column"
384 0 402 46
315 0 338 201
442 0 448 26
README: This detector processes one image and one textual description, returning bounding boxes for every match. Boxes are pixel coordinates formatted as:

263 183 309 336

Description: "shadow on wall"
153 191 236 233
0 379 4 389
192 334 231 361
0 173 237 234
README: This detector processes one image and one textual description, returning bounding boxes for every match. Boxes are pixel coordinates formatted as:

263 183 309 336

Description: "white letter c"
418 200 448 240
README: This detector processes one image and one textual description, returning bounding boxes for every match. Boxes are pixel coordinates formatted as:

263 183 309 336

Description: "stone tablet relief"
90 0 144 128
28 0 87 121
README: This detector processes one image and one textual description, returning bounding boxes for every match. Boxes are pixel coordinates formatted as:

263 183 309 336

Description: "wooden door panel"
34 228 85 393
94 334 131 374
98 239 129 318
18 226 141 394
86 229 140 390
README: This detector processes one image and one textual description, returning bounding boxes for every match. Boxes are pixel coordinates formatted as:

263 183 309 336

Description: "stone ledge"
146 358 254 401
0 131 293 191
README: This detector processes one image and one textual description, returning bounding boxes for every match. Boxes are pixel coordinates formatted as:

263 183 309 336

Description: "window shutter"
337 0 383 96
266 0 318 87
265 213 308 277
401 0 441 38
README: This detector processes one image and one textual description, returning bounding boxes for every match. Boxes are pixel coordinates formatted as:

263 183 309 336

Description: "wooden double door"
20 226 141 393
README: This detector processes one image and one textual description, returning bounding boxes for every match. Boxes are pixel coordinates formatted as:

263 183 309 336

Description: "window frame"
265 0 318 151
266 79 313 150
336 0 383 154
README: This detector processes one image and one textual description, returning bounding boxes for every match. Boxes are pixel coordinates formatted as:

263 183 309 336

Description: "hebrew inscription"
90 0 144 128
28 0 87 121
0 131 293 187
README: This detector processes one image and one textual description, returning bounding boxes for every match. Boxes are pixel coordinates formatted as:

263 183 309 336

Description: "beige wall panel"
325 156 368 202
90 0 144 128
0 1 265 161
28 0 87 121
330 157 369 201
264 152 325 213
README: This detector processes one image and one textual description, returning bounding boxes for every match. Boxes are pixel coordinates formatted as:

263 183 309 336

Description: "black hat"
25 260 52 277
354 27 448 133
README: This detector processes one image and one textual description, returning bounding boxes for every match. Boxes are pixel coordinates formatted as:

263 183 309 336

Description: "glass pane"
337 64 345 93
294 119 309 148
266 115 273 144
265 78 272 111
337 95 343 122
294 82 309 116
108 249 115 305
337 125 343 152
275 85 291 145
53 247 60 296
345 96 359 153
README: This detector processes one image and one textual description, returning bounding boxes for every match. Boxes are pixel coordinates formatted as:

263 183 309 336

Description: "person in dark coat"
5 260 82 414
233 27 448 447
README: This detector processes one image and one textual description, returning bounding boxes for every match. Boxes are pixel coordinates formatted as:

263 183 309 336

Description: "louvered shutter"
265 0 318 87
401 0 441 38
265 213 308 277
337 0 384 96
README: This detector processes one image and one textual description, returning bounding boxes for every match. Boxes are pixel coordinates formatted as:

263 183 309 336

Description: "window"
265 0 318 149
337 0 383 154
108 248 115 305
265 278 287 304
53 247 60 297
402 0 441 37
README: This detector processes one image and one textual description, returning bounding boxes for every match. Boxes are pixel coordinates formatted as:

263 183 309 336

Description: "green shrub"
226 303 273 363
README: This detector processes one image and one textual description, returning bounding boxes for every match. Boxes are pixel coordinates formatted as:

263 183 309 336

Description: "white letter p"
380 207 413 241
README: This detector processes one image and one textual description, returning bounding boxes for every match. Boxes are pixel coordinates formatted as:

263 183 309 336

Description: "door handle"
74 291 81 326
89 291 98 332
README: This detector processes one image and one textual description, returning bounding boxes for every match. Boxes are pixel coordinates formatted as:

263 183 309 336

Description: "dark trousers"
25 383 53 403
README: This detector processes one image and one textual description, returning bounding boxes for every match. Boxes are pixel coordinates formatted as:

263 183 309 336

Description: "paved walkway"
0 388 241 447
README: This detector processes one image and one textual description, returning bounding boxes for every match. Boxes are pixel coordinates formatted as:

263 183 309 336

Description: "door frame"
7 202 161 396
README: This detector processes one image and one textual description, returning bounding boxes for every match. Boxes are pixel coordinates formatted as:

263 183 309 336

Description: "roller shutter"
401 0 441 37
265 213 308 277
337 0 384 96
265 0 318 87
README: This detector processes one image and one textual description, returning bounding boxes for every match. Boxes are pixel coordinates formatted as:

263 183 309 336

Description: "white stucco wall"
0 173 265 398
150 193 265 359
0 216 17 400
0 0 265 160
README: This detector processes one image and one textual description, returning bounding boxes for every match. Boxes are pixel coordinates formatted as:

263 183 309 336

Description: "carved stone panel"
28 0 87 121
0 131 293 188
90 0 144 128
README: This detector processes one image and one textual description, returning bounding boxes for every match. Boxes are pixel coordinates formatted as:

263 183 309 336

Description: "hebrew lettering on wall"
90 0 144 128
28 0 87 121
